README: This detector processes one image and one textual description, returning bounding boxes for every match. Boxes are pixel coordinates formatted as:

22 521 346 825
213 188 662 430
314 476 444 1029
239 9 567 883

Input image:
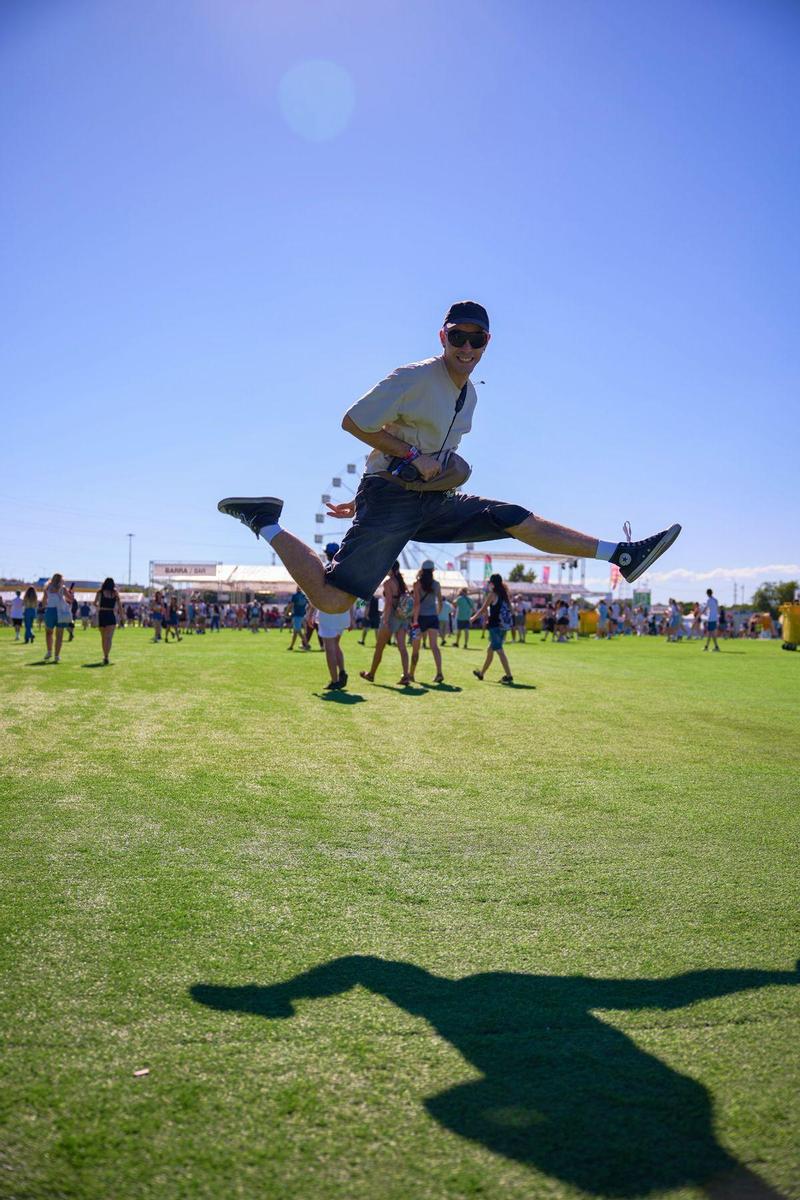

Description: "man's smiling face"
439 322 490 379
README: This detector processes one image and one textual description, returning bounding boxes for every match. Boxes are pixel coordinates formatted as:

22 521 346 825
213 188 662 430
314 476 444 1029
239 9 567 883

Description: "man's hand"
413 454 442 482
325 500 355 519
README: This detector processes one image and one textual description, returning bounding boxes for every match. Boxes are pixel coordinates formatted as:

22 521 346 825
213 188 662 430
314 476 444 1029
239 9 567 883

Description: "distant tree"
750 581 798 616
508 563 537 583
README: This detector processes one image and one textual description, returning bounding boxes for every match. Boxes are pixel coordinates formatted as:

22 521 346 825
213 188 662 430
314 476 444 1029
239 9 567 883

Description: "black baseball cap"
443 300 490 332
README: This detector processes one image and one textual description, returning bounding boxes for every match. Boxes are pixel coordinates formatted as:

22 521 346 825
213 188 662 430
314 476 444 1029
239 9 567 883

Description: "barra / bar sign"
151 562 218 578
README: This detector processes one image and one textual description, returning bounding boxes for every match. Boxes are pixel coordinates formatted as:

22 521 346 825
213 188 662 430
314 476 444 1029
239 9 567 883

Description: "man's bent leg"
272 531 354 614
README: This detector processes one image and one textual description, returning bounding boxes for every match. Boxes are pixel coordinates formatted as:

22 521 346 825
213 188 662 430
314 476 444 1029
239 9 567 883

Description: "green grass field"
2 626 799 1200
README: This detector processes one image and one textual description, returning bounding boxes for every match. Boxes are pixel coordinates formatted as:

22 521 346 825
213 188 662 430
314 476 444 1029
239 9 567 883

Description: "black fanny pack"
379 383 470 492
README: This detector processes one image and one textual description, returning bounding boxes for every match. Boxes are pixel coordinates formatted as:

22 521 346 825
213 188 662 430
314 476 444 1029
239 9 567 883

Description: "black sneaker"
610 523 681 583
217 496 283 539
338 670 348 689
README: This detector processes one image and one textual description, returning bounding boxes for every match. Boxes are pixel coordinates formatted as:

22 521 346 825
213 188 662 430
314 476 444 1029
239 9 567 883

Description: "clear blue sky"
3 0 798 602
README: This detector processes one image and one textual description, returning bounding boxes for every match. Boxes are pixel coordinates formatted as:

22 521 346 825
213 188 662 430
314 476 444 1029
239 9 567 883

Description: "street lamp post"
127 533 134 586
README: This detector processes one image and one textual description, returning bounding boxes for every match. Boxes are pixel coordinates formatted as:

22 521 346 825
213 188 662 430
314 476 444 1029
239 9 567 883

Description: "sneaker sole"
625 523 682 583
217 496 283 515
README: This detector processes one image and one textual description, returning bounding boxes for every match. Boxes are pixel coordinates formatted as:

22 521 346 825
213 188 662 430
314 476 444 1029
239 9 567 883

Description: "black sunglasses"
446 328 489 349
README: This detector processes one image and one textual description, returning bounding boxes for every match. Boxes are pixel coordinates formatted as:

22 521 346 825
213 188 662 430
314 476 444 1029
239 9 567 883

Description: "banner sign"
633 590 651 607
542 565 551 584
151 562 218 578
483 554 492 580
610 565 620 590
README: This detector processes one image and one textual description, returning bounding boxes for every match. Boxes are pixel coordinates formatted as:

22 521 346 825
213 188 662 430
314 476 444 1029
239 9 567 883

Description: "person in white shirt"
9 591 24 640
702 588 721 652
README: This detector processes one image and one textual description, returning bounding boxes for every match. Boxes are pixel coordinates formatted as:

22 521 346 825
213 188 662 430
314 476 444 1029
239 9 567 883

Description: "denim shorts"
325 476 530 601
418 615 439 633
489 627 506 651
45 607 59 630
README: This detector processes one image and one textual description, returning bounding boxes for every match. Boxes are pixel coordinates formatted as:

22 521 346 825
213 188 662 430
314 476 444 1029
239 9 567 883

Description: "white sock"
258 522 283 544
595 539 617 561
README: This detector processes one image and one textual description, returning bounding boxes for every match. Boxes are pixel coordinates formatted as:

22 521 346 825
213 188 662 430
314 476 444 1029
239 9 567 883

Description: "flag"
483 554 493 580
610 564 620 590
542 565 550 584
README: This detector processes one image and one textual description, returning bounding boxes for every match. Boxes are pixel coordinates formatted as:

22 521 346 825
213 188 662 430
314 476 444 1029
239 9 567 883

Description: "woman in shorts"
41 573 66 662
95 577 123 665
470 573 514 684
360 561 412 686
409 561 444 684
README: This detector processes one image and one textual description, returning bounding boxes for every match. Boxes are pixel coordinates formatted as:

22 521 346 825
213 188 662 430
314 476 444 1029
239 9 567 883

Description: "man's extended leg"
413 493 680 587
505 514 604 558
505 513 680 584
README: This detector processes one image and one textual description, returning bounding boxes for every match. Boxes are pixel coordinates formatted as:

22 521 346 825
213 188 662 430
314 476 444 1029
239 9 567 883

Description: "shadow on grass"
81 662 113 669
192 956 798 1199
313 690 366 704
370 682 428 696
25 660 54 667
420 682 463 693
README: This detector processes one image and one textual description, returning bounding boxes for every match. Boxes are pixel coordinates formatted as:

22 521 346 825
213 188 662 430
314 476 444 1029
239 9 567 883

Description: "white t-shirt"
10 597 24 619
345 357 477 475
704 596 719 621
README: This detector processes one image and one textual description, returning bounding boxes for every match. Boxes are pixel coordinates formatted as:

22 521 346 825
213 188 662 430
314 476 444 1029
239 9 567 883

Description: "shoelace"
622 520 632 545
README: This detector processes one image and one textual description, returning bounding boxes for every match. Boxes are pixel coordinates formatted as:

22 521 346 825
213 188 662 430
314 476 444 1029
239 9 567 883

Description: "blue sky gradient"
3 0 798 601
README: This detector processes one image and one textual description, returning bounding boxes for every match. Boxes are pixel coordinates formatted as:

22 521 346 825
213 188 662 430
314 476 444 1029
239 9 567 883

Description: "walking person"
217 301 681 622
165 597 182 641
95 578 124 664
9 591 24 640
409 561 444 684
41 573 67 662
702 588 721 652
358 594 381 646
360 560 413 685
287 589 310 650
568 600 579 640
315 544 353 690
150 591 165 641
22 587 37 644
513 595 527 644
439 594 454 645
453 588 475 648
470 573 515 684
67 583 78 641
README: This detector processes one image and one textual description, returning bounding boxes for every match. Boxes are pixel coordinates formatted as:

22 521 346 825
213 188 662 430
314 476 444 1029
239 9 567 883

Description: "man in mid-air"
218 301 680 614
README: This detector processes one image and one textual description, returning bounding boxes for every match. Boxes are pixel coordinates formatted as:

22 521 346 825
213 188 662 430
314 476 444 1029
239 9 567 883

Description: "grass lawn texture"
2 626 799 1200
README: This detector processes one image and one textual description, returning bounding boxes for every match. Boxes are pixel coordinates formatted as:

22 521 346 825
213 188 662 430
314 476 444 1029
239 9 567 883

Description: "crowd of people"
2 572 783 685
4 574 125 664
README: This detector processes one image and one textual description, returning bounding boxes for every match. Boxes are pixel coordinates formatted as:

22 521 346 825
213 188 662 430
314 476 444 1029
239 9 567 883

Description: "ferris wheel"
312 459 363 552
312 460 461 584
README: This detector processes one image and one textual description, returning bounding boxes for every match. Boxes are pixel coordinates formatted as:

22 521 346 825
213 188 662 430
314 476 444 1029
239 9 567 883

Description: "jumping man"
218 302 681 616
